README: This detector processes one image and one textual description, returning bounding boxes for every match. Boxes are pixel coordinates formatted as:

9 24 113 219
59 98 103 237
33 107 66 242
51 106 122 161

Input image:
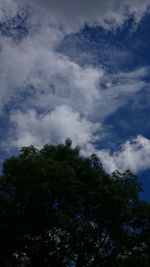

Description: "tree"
0 141 150 266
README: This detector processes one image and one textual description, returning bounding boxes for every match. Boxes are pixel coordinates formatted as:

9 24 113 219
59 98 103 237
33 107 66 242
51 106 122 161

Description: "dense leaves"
0 139 150 266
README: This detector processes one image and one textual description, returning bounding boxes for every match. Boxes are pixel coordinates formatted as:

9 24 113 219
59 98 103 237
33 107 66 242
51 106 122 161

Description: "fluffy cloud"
0 35 103 115
6 105 100 148
98 135 150 173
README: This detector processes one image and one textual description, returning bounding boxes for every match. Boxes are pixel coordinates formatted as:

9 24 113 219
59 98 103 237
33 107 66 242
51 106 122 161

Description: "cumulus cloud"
6 105 100 149
98 135 150 173
0 34 103 115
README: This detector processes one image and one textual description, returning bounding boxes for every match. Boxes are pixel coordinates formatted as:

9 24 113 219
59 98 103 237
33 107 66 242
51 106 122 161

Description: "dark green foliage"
0 141 150 266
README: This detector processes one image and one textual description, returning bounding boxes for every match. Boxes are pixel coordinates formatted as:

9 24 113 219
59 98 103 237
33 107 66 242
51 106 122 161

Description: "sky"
0 0 150 200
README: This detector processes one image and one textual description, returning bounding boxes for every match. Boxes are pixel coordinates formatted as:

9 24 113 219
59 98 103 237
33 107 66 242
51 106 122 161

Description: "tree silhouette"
0 141 150 266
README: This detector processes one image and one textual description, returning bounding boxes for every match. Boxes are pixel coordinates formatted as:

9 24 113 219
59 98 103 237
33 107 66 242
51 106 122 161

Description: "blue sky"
0 0 150 200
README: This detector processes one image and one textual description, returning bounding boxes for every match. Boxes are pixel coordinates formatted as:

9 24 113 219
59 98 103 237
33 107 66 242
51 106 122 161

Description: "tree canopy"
0 139 150 266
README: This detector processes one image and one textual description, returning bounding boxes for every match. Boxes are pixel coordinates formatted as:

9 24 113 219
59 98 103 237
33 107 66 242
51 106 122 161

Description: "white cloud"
0 34 103 115
7 105 100 149
97 135 150 173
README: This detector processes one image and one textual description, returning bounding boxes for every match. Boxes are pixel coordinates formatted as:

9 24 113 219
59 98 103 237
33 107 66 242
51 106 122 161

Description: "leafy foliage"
0 141 150 266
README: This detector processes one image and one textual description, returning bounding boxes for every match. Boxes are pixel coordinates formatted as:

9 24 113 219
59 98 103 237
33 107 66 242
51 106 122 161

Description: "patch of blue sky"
58 13 150 72
104 89 150 147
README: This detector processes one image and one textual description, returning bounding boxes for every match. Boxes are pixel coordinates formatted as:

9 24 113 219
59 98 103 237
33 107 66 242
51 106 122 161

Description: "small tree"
0 141 150 266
